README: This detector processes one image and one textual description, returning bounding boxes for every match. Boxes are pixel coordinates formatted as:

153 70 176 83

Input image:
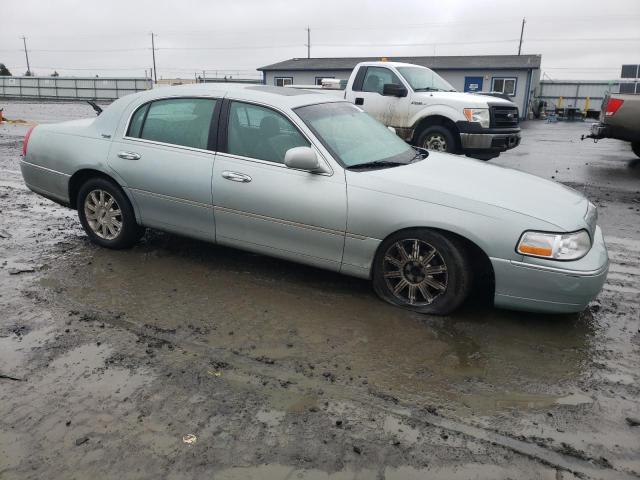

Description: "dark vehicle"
583 93 640 158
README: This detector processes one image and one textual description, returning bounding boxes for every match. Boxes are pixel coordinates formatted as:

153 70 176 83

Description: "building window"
274 77 293 87
315 76 335 86
492 77 517 96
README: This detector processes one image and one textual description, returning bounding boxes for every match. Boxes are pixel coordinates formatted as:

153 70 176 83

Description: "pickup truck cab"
341 61 521 160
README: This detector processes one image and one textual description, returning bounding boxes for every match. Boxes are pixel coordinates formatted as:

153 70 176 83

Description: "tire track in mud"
60 307 638 480
604 236 640 297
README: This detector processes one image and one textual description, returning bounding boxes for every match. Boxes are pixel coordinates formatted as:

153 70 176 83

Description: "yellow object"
519 244 553 257
380 57 388 62
585 96 590 111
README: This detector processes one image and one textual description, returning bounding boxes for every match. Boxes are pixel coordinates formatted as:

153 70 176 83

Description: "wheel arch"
412 115 462 151
68 169 138 221
373 226 495 303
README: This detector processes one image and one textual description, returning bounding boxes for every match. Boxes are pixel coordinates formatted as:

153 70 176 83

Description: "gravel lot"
0 100 639 480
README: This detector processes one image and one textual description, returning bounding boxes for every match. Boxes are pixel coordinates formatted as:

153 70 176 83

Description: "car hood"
414 91 516 108
349 153 589 231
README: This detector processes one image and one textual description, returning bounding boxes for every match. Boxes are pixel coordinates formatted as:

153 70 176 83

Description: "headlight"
516 230 591 260
463 108 490 128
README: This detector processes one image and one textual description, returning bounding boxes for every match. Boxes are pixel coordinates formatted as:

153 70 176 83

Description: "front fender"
408 104 465 130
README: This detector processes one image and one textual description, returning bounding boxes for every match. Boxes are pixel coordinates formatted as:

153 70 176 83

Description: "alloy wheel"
382 239 448 305
84 189 123 240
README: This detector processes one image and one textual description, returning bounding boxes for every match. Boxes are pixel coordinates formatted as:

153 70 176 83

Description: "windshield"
295 102 415 168
397 66 456 92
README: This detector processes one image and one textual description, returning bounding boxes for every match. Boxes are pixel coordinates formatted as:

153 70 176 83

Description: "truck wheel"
77 178 145 249
372 229 472 315
632 142 640 159
417 126 457 154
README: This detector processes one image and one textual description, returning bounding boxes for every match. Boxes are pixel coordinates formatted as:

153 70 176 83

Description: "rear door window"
226 101 309 164
128 98 217 150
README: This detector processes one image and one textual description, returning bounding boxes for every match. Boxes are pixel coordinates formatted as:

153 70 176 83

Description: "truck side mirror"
382 83 408 98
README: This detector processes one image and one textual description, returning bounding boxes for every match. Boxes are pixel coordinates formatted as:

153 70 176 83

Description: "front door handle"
222 171 252 183
355 97 364 106
117 151 141 161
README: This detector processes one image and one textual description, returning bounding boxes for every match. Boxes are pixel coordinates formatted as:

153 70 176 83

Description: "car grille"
490 106 520 128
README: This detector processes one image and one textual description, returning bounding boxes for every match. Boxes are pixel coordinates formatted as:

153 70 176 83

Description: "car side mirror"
284 147 323 172
382 83 408 97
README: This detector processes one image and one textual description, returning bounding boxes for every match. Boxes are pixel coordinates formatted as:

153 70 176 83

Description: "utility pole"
21 36 31 76
517 18 526 56
150 32 158 84
306 26 311 59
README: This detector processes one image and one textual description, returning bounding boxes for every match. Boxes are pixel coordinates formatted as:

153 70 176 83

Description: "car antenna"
87 100 103 116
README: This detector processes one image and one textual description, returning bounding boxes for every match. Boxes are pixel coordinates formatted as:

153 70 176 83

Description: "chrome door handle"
117 151 141 160
222 171 252 183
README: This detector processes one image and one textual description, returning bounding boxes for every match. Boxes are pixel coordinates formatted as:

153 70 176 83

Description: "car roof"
129 83 344 110
357 61 427 69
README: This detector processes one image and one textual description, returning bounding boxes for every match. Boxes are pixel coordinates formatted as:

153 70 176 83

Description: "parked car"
298 61 522 160
582 93 640 157
20 84 608 315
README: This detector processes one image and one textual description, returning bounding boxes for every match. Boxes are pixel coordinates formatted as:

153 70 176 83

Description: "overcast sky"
2 0 639 80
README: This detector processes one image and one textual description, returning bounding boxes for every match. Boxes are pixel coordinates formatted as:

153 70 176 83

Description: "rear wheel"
417 126 458 154
372 229 472 315
77 178 144 249
632 142 640 159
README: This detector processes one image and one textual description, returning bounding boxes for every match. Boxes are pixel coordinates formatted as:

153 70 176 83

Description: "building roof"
258 55 541 72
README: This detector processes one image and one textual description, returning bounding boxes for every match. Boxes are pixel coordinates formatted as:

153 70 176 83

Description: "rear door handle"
117 151 141 160
222 171 252 183
355 97 364 105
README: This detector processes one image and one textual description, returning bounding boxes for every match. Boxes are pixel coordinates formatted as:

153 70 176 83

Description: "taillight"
605 98 624 117
22 125 36 157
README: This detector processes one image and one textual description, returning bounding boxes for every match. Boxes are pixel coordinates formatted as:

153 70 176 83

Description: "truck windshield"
295 102 416 168
397 67 456 92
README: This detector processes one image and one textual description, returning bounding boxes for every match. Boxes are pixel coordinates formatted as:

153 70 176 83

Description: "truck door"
349 66 410 128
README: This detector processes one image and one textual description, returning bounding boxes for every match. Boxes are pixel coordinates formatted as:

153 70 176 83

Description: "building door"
464 76 483 93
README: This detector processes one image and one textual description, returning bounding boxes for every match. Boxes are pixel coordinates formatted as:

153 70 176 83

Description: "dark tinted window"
127 103 149 138
133 98 217 150
227 101 309 164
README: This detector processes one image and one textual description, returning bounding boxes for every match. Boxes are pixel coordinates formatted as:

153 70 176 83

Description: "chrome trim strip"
128 188 369 240
19 160 71 177
129 188 212 209
214 152 332 176
507 259 609 277
214 205 344 237
122 135 216 156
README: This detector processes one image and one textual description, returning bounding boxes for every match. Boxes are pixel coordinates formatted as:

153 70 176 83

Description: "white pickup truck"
308 61 522 160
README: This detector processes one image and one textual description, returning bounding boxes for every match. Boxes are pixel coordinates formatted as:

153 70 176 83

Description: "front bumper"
490 226 609 314
460 132 521 153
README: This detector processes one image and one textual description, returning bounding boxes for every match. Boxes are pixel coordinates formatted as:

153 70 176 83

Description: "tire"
76 177 144 249
632 142 640 159
416 125 458 154
372 229 472 315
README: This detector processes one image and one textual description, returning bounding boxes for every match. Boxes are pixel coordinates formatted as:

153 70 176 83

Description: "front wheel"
632 142 640 159
372 229 471 315
416 126 458 154
77 178 145 249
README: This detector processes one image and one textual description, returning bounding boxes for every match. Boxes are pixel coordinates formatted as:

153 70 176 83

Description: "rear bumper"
490 226 609 314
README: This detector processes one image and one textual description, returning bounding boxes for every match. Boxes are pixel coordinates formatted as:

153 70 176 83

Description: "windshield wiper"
346 160 408 170
413 87 440 92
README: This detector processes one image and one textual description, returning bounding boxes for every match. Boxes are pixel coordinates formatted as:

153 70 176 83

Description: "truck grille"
490 106 519 128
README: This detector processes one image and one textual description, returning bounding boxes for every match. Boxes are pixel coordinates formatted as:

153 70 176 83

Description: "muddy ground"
0 101 638 480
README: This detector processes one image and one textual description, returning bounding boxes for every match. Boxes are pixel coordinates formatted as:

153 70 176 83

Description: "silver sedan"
19 85 608 315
